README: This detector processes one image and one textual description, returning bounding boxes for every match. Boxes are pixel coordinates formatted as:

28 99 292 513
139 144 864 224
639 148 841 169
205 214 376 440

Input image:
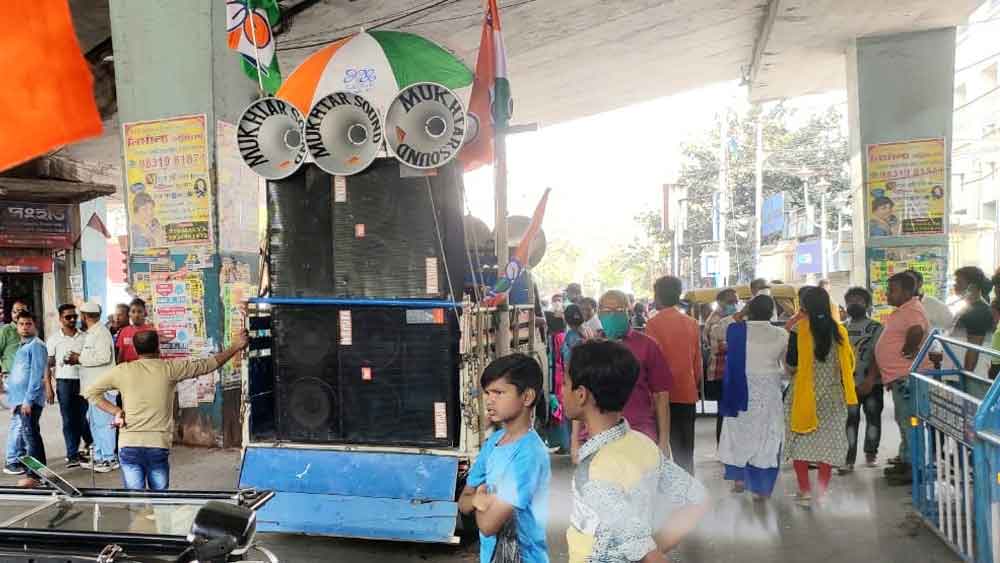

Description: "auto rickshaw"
681 284 800 415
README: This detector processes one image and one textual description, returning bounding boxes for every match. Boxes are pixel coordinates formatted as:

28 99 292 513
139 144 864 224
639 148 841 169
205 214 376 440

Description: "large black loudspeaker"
338 306 457 446
333 159 465 299
272 306 340 442
267 166 335 296
270 304 458 447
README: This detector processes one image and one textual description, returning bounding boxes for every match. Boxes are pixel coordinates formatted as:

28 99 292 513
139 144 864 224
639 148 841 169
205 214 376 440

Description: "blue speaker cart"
238 296 491 544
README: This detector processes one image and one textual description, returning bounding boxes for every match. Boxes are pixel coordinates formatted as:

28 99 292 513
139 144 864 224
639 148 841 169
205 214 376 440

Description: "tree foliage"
533 238 582 298
675 103 851 285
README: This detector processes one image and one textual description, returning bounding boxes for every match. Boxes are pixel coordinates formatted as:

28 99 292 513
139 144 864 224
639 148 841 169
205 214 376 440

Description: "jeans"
669 403 697 475
88 392 118 463
119 447 170 490
891 378 913 464
56 379 92 459
845 383 884 465
6 405 45 466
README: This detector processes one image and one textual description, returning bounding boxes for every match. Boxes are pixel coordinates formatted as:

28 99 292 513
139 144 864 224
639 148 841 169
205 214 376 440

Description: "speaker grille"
269 304 458 446
267 165 335 296
333 159 460 299
338 307 456 446
272 306 340 441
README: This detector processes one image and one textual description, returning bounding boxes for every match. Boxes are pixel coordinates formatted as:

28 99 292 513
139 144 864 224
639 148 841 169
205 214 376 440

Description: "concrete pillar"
847 28 956 299
79 198 107 308
110 0 258 447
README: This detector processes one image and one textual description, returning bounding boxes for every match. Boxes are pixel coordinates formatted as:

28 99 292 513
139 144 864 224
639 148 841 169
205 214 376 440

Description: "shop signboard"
0 202 73 248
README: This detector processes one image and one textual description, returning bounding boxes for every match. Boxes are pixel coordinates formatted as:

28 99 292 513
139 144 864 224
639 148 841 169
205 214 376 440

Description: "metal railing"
909 332 1000 563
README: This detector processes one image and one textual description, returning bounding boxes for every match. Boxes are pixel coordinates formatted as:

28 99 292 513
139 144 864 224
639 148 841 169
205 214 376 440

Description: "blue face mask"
722 303 738 316
599 312 630 340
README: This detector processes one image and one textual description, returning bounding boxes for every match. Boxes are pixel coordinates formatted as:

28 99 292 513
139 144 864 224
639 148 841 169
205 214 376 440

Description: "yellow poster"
123 115 213 252
867 138 946 237
868 246 947 311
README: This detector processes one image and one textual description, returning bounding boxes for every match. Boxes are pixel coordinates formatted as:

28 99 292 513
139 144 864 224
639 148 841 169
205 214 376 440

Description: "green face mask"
599 312 630 340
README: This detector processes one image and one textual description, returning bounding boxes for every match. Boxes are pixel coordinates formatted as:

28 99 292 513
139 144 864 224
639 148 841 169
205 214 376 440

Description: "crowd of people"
457 265 1000 561
0 298 246 490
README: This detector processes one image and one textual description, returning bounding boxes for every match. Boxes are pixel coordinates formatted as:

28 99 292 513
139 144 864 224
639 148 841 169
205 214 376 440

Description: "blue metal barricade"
909 332 1000 563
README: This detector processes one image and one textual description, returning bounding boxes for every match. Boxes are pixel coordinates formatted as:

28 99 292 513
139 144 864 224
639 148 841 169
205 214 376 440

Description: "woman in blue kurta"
719 295 788 499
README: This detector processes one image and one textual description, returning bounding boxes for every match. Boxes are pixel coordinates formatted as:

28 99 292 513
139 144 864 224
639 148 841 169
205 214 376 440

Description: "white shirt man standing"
46 304 91 468
67 301 118 472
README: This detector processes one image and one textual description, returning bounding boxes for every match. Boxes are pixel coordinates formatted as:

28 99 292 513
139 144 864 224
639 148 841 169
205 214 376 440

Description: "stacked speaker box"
266 165 335 297
267 160 466 300
265 159 466 447
270 304 458 447
272 305 341 442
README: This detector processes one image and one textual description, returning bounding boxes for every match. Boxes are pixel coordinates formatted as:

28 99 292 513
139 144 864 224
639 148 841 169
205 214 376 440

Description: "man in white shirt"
905 270 953 332
46 304 91 468
66 301 118 473
580 297 603 338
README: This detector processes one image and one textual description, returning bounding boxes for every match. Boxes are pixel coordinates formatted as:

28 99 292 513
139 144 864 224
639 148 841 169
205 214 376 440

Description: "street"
0 401 961 563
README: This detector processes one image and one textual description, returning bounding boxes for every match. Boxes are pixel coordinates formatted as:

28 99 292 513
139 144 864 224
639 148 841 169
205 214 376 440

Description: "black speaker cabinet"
267 161 467 300
332 159 466 299
267 165 335 297
272 306 341 442
270 304 458 447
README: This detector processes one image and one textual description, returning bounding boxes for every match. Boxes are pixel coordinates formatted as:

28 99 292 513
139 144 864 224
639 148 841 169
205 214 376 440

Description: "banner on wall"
795 239 823 275
122 115 214 253
216 121 264 254
761 193 785 240
868 246 948 311
866 138 946 237
151 271 208 360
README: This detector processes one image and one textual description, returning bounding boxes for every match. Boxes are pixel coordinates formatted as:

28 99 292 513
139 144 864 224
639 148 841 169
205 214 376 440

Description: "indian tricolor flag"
460 0 512 172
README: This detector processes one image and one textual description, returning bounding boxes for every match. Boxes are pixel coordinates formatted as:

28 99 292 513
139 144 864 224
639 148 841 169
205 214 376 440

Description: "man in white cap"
66 301 118 473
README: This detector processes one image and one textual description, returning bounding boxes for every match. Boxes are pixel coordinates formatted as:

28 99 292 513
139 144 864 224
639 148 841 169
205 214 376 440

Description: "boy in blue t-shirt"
459 354 551 563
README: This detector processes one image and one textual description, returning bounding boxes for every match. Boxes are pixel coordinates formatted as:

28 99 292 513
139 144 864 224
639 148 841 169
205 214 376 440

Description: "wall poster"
123 115 213 253
868 246 948 317
150 271 208 360
216 120 264 254
866 138 946 237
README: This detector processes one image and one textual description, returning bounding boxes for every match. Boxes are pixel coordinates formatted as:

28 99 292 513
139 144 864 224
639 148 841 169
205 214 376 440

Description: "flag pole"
246 0 266 95
494 124 511 357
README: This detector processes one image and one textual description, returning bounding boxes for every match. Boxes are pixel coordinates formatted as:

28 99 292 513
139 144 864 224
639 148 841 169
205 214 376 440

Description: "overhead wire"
398 0 540 28
277 0 461 52
278 0 446 45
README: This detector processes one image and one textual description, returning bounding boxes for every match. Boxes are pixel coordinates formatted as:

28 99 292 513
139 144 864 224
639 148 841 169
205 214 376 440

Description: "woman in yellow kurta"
784 286 857 506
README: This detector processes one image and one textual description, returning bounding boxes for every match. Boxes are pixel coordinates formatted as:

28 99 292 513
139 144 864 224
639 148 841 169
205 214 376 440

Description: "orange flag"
460 0 510 172
1 0 102 172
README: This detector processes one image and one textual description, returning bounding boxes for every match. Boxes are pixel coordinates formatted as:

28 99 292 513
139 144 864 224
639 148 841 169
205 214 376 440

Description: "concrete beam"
748 0 781 88
0 177 116 204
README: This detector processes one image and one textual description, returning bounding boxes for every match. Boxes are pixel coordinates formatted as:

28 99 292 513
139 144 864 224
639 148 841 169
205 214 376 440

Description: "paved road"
0 400 961 563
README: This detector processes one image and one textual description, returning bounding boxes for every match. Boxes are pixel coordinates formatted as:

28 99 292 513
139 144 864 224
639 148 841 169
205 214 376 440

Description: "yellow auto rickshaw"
682 284 800 323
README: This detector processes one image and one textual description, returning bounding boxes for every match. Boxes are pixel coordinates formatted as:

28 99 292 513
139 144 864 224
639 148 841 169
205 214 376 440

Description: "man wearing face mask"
706 289 740 443
842 288 884 472
570 290 674 462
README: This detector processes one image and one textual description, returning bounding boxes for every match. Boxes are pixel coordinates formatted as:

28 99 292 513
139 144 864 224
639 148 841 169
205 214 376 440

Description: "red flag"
85 212 111 239
1 0 102 171
460 0 509 172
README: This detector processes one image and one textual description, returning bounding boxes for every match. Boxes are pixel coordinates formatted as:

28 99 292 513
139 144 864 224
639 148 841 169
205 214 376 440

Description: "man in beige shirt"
83 329 248 490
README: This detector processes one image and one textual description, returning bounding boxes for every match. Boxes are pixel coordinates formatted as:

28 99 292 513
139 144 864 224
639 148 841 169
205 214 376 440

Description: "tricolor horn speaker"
237 97 308 180
384 82 467 170
305 91 384 176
